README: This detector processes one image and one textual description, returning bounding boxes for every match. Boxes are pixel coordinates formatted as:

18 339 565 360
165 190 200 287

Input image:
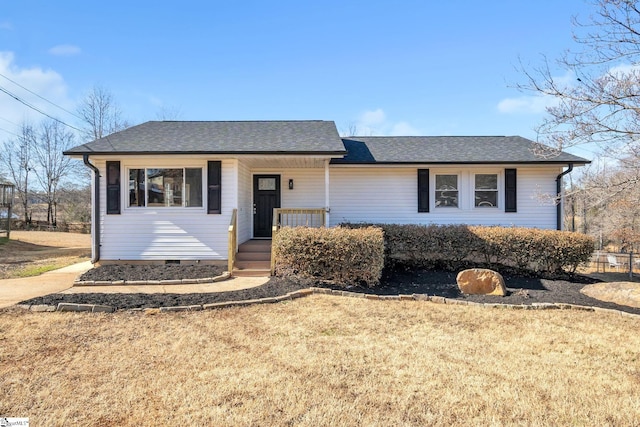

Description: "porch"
229 208 327 276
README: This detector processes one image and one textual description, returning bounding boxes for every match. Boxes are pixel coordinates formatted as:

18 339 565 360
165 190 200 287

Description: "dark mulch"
78 264 225 282
17 265 640 315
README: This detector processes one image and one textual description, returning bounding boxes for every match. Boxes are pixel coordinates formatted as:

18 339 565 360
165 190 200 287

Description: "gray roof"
65 121 589 165
333 136 589 165
65 120 347 155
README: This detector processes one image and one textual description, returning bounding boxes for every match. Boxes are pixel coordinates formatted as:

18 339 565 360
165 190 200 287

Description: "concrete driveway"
0 261 93 309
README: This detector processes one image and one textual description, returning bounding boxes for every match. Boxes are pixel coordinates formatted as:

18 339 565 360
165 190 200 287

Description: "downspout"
83 154 100 263
555 163 574 231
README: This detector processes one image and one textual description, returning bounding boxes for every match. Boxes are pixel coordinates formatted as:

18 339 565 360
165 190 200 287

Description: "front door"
253 175 281 238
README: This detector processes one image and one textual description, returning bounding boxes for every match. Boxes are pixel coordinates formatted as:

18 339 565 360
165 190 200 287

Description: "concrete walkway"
0 261 93 309
0 261 270 309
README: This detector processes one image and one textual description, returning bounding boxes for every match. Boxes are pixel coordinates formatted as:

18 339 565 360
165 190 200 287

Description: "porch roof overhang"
64 153 341 169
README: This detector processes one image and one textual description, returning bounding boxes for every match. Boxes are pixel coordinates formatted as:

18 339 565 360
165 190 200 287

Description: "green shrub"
341 223 594 274
272 226 384 287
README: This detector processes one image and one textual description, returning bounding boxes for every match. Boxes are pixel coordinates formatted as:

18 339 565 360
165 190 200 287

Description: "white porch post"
324 159 330 226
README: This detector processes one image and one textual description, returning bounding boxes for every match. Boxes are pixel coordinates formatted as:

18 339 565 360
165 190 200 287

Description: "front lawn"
1 296 639 425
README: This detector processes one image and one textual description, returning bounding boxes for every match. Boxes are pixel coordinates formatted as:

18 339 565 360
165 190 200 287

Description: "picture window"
128 168 202 208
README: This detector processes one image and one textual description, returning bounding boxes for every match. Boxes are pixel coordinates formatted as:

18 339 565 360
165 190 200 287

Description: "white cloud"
0 51 74 138
359 108 386 127
497 70 574 115
349 108 421 136
48 44 81 57
497 95 554 114
0 22 12 30
607 63 640 75
390 121 420 136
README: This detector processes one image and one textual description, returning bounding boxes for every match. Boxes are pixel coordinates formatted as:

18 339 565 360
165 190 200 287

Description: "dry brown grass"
0 231 90 279
2 296 640 426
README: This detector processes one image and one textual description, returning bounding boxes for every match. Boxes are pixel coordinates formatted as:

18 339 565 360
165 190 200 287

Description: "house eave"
64 150 348 157
330 160 591 166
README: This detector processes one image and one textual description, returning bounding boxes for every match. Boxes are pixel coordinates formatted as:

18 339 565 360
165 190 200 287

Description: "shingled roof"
65 121 589 165
64 120 346 155
333 136 589 164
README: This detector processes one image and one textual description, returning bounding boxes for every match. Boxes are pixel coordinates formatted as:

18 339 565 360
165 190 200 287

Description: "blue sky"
0 0 595 158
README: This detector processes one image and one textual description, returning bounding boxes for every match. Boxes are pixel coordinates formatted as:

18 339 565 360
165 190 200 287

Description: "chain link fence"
590 252 639 278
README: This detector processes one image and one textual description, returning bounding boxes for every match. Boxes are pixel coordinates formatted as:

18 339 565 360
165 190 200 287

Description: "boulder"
456 268 506 296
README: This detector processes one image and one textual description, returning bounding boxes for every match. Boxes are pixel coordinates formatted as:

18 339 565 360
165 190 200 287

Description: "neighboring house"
64 120 589 269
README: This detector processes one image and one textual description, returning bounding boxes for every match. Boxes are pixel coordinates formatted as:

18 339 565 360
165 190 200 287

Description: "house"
64 120 589 273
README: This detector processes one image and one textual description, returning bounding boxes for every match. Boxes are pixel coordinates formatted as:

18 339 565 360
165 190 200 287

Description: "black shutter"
106 161 120 214
207 161 221 214
505 168 517 213
418 169 430 213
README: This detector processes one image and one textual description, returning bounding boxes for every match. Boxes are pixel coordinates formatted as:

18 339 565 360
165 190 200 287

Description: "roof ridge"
345 135 509 138
152 120 331 123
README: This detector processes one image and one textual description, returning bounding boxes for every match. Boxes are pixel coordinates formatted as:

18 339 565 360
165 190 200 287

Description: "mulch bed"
17 265 640 315
78 264 225 282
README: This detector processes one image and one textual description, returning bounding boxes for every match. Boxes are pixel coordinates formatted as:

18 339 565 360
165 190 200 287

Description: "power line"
0 84 82 132
0 72 83 122
0 115 20 128
0 125 20 138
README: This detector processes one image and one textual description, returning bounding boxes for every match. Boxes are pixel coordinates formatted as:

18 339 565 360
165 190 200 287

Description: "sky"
0 0 597 159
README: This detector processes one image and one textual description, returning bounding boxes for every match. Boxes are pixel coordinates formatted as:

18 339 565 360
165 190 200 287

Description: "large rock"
456 268 506 296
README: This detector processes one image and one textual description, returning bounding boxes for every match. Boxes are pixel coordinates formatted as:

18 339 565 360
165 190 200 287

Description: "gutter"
555 163 574 231
83 154 100 263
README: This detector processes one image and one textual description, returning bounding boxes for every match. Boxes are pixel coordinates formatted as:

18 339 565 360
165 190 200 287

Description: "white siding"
329 166 560 229
280 168 325 208
91 157 565 261
97 158 237 261
237 160 252 244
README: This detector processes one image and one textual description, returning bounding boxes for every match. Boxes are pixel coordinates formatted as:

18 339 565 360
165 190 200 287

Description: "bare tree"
57 184 91 224
1 123 35 223
77 85 128 141
340 122 360 137
518 0 640 158
567 157 640 251
155 105 183 121
75 84 130 189
31 120 76 225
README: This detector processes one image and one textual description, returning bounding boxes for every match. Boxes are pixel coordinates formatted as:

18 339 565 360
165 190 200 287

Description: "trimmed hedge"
272 226 384 287
341 223 594 274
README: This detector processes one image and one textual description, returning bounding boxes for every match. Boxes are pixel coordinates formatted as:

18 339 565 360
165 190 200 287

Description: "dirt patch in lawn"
17 264 640 315
0 231 90 279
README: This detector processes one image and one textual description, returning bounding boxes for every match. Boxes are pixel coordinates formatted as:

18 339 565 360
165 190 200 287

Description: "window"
258 177 277 191
129 169 145 207
435 174 458 207
128 168 202 208
185 168 203 207
475 174 498 208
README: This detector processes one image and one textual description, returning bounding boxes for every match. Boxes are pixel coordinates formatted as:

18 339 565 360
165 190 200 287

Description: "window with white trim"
435 174 458 207
474 173 498 208
128 168 203 208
